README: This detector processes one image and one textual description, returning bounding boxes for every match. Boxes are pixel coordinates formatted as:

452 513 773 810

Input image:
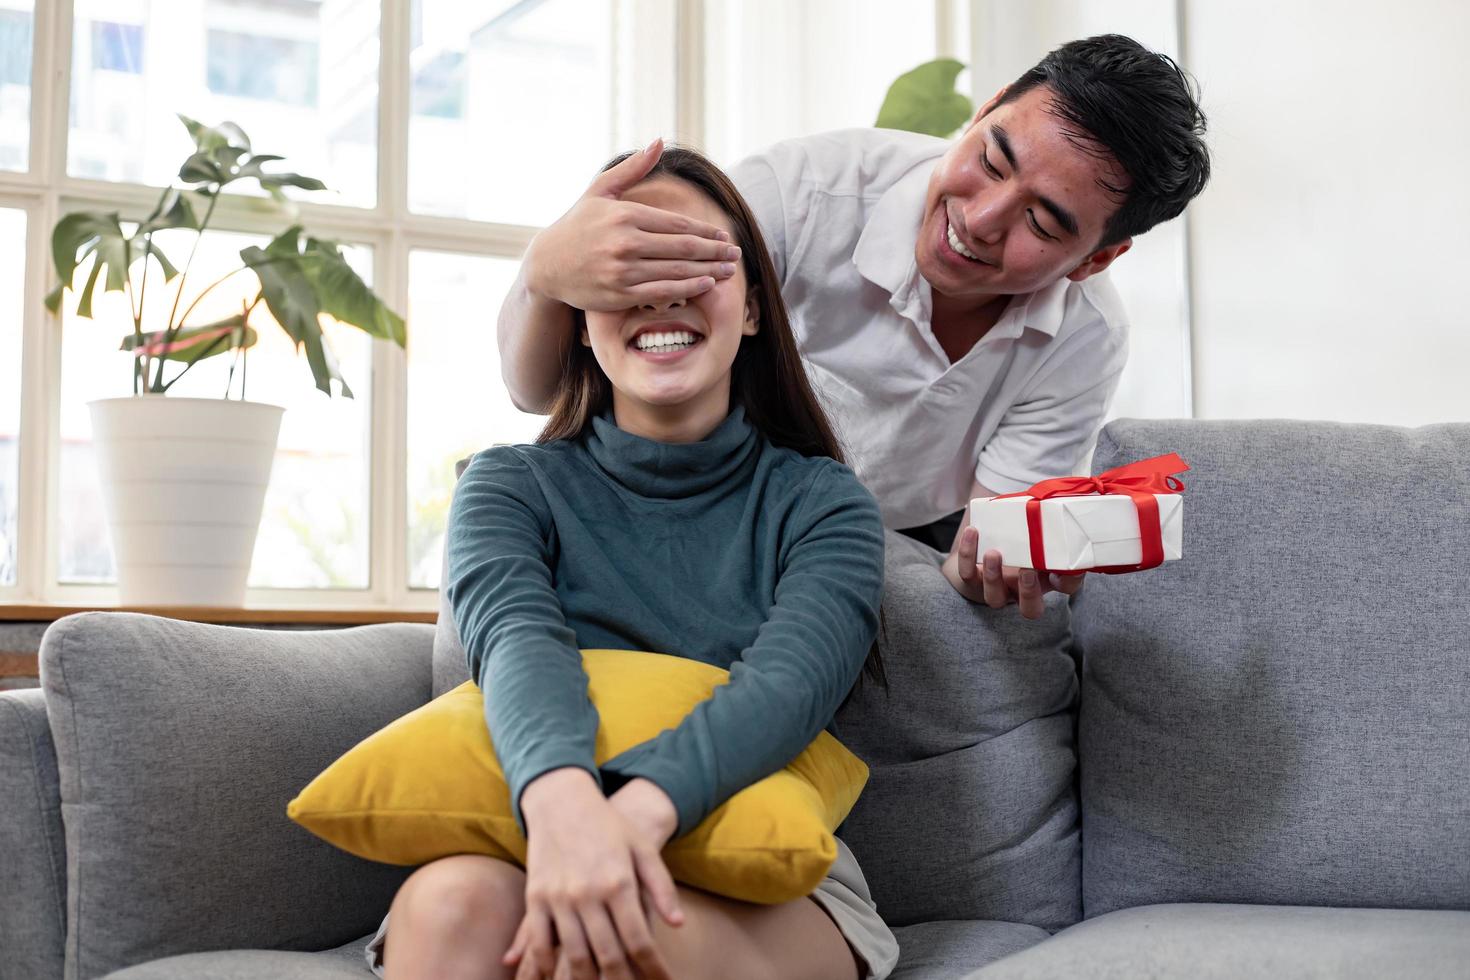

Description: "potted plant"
45 115 405 607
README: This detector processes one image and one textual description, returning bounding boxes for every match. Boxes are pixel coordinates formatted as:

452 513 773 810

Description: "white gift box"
969 492 1184 571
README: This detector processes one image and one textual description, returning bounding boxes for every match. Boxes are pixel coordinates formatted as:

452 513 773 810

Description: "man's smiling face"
917 84 1134 308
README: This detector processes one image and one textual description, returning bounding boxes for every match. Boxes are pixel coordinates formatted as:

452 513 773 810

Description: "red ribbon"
993 453 1189 575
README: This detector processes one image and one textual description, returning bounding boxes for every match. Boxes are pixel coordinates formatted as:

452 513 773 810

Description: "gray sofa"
3 419 1467 979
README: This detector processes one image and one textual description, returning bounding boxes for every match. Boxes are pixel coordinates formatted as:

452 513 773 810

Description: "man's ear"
1066 238 1132 282
742 291 760 336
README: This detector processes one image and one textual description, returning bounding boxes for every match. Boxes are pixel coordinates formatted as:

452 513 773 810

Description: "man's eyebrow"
990 125 1019 172
1038 197 1080 238
989 124 1080 238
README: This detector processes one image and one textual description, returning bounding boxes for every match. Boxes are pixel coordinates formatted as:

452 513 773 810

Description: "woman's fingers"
549 905 597 980
633 845 685 927
609 888 673 980
577 901 638 980
510 906 556 980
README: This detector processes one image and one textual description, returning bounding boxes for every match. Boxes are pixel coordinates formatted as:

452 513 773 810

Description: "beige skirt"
365 836 898 979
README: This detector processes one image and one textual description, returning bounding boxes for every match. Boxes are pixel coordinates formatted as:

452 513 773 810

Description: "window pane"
703 0 938 166
0 2 32 171
405 250 544 589
407 0 675 225
58 226 373 589
0 208 23 586
68 0 378 208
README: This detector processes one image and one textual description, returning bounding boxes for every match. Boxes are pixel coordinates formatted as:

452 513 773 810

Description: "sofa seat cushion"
967 903 1470 979
100 933 375 979
889 920 1050 979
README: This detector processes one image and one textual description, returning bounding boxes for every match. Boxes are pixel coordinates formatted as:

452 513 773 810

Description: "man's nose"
962 191 1017 246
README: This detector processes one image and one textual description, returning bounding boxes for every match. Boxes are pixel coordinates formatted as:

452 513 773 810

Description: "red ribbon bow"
994 453 1189 574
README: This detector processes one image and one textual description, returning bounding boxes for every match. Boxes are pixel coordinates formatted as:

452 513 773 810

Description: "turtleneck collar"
585 405 760 499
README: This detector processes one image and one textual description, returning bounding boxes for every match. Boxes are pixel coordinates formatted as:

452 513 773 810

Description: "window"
69 0 378 208
0 208 21 586
0 4 32 170
206 30 320 107
3 0 962 610
405 250 542 589
90 21 144 73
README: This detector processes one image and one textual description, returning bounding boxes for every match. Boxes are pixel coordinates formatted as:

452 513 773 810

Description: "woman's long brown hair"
537 145 885 690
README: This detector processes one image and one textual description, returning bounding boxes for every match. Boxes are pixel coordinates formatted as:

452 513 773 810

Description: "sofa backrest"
38 613 435 979
833 531 1082 932
0 687 66 980
1072 419 1470 917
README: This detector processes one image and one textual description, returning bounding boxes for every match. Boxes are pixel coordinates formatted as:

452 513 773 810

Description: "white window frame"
1 0 964 611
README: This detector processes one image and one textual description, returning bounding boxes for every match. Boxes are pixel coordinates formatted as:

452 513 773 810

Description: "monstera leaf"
876 59 975 138
176 114 325 199
241 226 404 397
120 315 259 364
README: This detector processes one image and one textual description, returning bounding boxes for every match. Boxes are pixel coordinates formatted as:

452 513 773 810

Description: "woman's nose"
640 295 688 313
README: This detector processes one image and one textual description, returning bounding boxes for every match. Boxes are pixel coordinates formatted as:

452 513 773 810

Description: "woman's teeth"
634 330 699 352
947 219 983 262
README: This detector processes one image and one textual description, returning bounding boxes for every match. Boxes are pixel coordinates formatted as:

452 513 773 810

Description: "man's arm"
498 139 740 413
941 476 1085 619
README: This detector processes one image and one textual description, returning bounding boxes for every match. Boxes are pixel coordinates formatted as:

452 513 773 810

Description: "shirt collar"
852 158 1071 341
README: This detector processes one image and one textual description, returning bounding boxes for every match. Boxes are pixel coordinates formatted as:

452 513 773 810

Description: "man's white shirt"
729 128 1129 530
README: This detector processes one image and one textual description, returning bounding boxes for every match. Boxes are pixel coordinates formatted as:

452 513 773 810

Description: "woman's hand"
522 138 742 313
504 768 682 980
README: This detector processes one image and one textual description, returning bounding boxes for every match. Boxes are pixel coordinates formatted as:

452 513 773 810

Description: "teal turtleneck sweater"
445 406 885 837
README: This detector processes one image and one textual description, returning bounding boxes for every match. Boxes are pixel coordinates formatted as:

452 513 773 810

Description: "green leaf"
143 240 180 281
135 188 198 238
43 282 64 313
875 58 975 138
177 113 250 153
120 316 258 364
302 236 406 347
258 172 327 192
179 150 225 185
48 211 131 315
241 237 347 397
75 256 105 318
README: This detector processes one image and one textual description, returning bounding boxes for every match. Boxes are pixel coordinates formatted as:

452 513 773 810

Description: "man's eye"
1027 209 1057 241
981 152 1000 177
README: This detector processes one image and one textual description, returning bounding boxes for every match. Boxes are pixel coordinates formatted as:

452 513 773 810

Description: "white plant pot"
88 395 285 607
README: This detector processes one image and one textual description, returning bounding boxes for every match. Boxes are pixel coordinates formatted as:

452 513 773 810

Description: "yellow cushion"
286 649 868 904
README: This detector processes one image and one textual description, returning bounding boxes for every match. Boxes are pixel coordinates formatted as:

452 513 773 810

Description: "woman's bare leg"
644 886 862 980
382 855 527 980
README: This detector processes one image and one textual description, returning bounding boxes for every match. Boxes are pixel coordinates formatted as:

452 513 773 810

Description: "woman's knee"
390 855 525 935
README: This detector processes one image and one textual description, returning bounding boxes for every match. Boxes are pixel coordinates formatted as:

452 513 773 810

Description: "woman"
367 144 898 980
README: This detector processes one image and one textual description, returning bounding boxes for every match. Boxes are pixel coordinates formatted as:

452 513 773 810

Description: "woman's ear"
579 325 591 347
742 290 760 337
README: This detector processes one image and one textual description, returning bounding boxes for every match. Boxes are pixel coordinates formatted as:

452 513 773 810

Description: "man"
496 34 1210 619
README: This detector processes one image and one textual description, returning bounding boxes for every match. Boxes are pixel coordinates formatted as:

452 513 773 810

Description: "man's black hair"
996 34 1210 248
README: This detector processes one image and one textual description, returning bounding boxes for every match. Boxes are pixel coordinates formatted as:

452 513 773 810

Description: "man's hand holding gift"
943 454 1190 620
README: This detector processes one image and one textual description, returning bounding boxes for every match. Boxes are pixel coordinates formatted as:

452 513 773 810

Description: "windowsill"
0 604 437 625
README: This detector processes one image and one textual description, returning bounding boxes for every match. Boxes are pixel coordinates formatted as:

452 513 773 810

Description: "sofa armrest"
0 687 67 980
39 612 435 980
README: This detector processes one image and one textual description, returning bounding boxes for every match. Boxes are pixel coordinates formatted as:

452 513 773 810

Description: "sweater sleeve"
597 462 886 837
445 448 601 833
